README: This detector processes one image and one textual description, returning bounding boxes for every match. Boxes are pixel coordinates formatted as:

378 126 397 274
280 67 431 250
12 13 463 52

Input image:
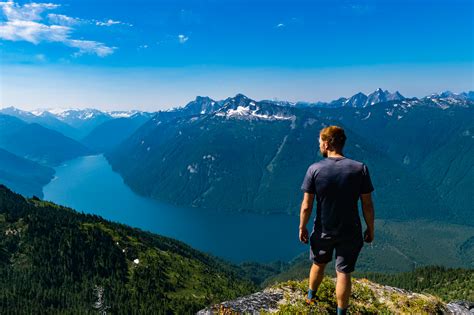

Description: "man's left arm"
299 192 315 243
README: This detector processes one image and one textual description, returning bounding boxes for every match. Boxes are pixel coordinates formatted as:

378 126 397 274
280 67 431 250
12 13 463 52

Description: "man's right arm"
360 193 375 243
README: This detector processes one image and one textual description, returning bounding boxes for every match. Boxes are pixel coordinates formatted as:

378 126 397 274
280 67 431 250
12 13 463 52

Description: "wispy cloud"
0 1 117 57
178 34 188 44
68 39 115 57
47 13 81 26
276 23 285 28
96 19 122 27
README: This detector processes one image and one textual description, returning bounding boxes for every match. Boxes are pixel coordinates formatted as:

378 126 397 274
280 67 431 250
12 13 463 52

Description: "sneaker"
305 296 318 305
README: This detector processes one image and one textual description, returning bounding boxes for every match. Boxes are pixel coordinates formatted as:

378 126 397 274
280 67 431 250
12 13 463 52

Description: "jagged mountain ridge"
106 92 473 225
265 89 473 109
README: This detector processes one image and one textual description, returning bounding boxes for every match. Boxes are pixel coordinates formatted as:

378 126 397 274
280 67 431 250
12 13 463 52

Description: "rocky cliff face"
198 277 473 314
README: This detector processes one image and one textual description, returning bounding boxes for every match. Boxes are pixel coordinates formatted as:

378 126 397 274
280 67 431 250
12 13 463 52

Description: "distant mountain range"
268 89 474 109
0 108 155 197
105 89 474 226
0 107 154 140
0 89 472 221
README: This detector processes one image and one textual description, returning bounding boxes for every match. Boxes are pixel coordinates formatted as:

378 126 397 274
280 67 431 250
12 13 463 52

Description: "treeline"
0 185 255 314
357 266 474 302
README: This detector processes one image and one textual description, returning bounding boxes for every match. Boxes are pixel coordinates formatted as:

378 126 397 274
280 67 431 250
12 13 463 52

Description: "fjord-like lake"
43 154 311 263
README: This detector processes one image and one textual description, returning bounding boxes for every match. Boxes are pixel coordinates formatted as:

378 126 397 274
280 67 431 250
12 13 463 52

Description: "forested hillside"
0 185 255 313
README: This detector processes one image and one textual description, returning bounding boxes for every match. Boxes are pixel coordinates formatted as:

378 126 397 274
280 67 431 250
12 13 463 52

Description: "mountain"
106 94 448 222
0 107 80 139
332 88 405 108
260 218 474 282
176 96 224 115
433 90 474 101
42 108 115 139
0 114 90 166
106 93 473 225
318 97 473 223
1 106 158 145
0 184 255 313
365 88 404 106
343 92 368 107
268 89 405 108
81 113 153 152
0 148 54 198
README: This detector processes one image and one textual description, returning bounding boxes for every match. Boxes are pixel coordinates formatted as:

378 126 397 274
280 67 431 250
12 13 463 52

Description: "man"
299 125 375 315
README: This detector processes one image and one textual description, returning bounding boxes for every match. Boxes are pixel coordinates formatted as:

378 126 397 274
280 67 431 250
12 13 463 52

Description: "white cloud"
47 13 80 26
0 1 116 57
95 19 132 27
178 34 188 44
68 39 115 57
0 1 59 21
0 20 69 44
95 19 121 27
276 23 285 28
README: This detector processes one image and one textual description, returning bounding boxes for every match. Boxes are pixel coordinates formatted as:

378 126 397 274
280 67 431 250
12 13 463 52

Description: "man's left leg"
334 238 363 314
335 270 351 313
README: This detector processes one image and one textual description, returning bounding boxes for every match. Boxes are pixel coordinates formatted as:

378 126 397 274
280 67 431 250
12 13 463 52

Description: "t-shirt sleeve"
301 165 316 194
361 164 374 194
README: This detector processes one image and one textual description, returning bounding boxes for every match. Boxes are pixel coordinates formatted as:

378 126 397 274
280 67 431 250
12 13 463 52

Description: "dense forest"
358 266 474 302
0 185 255 313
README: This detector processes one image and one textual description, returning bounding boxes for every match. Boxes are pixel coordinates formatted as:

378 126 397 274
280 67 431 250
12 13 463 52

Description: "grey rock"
445 300 474 314
197 289 284 314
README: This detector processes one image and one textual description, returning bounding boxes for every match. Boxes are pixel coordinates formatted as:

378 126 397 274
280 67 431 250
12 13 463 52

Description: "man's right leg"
308 232 334 303
306 262 326 304
309 262 326 291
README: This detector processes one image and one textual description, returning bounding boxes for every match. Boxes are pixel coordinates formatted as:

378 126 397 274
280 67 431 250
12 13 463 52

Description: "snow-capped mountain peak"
215 95 296 122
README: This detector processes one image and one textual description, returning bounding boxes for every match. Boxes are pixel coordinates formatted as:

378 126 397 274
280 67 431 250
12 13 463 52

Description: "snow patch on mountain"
216 105 296 121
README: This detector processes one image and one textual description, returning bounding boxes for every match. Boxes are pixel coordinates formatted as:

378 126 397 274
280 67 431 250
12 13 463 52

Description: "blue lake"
43 154 312 263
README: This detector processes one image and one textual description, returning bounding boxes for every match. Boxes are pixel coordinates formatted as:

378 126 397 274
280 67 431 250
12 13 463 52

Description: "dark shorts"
309 231 363 273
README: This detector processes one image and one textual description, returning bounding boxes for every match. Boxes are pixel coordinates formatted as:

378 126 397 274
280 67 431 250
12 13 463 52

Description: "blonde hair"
320 125 346 152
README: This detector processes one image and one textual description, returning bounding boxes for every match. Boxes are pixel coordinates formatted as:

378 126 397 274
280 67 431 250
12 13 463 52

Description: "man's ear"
322 141 328 150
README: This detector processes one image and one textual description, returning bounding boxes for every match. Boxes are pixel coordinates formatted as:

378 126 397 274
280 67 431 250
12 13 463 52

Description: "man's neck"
327 151 344 158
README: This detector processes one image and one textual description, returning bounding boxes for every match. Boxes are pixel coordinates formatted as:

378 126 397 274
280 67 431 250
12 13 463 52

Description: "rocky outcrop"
446 301 474 314
198 277 471 314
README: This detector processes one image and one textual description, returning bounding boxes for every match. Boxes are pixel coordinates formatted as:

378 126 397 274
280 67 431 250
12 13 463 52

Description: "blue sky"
1 0 473 111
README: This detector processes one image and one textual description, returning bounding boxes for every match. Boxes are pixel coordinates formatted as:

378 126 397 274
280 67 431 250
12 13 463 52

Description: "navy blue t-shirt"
301 156 374 239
